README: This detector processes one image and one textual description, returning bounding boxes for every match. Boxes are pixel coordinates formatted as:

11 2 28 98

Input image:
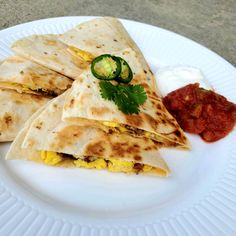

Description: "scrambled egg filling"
102 121 159 140
40 151 155 174
0 82 54 95
67 46 94 62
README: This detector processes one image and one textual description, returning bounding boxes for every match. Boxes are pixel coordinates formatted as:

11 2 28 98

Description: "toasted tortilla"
59 17 157 90
6 92 170 177
0 88 50 142
0 56 72 96
11 34 90 79
63 49 189 149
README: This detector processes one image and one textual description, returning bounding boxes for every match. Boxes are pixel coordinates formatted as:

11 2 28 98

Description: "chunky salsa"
163 83 236 142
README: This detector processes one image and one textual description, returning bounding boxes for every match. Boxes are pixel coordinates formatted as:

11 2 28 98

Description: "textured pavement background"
0 0 235 66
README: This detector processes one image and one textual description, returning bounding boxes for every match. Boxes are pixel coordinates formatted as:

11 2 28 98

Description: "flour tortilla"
6 92 170 177
59 17 157 90
11 34 90 79
63 49 189 149
0 56 72 96
0 88 50 142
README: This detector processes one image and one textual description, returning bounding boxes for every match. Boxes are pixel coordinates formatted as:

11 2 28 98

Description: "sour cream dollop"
155 66 212 97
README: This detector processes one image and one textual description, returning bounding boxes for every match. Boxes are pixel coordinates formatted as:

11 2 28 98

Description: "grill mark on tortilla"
3 113 13 127
143 113 158 130
35 122 43 130
44 39 57 46
51 126 83 150
125 114 143 127
91 107 111 116
69 98 75 108
111 142 129 157
134 155 142 161
85 141 105 156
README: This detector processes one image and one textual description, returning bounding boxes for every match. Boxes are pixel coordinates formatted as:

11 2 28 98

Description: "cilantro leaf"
99 81 147 114
99 80 117 100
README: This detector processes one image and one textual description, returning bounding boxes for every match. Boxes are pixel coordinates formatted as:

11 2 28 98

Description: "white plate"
0 16 236 236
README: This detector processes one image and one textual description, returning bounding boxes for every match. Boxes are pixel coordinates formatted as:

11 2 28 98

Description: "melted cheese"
40 151 162 175
67 46 94 62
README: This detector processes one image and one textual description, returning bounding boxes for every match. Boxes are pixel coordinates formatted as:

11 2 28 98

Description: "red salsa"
163 83 236 142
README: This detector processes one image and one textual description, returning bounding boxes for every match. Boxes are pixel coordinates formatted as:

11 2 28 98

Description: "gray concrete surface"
0 0 235 66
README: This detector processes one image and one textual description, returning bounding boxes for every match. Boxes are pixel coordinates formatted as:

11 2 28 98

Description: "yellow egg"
41 151 63 165
74 158 107 169
68 46 94 62
102 121 119 127
108 158 134 172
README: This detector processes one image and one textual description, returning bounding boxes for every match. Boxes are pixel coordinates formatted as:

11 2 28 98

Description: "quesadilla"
0 56 72 96
6 92 170 177
63 48 189 149
0 88 50 142
11 34 90 79
59 17 157 90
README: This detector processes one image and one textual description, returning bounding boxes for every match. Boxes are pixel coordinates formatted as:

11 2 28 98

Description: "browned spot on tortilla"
96 45 102 48
125 114 143 127
113 39 118 42
51 126 83 150
69 98 75 108
134 155 142 161
144 147 152 151
127 145 140 154
45 39 57 46
3 113 13 127
35 122 43 130
25 138 36 148
85 141 105 156
43 52 48 55
143 113 157 130
91 107 111 116
143 70 147 74
111 142 128 157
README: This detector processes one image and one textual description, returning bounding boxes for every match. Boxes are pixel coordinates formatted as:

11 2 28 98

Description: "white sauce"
155 66 212 97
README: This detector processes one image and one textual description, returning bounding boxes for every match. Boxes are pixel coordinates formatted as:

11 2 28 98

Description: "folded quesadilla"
63 48 189 149
0 88 50 142
0 56 72 96
11 34 90 79
6 92 170 177
59 17 157 90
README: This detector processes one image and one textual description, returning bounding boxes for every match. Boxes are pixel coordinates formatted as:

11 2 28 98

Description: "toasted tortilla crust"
0 56 72 96
59 17 157 91
5 92 170 176
0 89 50 142
63 49 189 148
11 35 90 79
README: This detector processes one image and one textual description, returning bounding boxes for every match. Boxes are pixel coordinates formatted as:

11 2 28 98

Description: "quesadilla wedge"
59 17 157 90
63 49 189 149
6 92 170 177
0 56 72 96
0 88 50 142
11 34 90 79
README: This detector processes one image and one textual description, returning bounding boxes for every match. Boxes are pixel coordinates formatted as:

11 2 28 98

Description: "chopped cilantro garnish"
99 81 147 114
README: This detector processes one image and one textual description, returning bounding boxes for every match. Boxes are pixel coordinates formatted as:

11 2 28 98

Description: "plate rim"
0 16 235 235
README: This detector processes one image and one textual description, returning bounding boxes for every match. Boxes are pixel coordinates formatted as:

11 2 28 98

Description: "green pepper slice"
91 54 121 80
115 57 133 83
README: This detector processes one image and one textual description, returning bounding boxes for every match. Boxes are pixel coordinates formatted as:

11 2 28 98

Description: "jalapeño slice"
91 54 121 80
115 57 133 83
